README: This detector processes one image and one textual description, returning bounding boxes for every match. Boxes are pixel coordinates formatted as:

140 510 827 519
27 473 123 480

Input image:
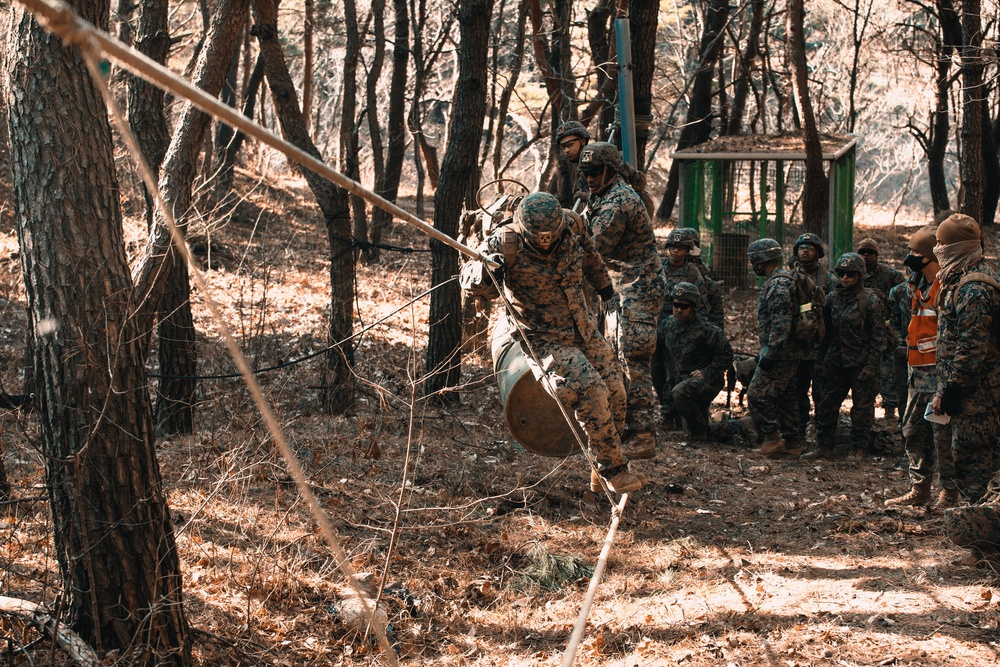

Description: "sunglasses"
672 302 693 310
666 244 688 250
857 248 877 256
581 166 605 177
836 270 860 279
559 138 579 149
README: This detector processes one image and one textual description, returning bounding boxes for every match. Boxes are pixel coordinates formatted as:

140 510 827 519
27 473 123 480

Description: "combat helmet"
555 121 591 143
747 238 782 266
578 142 623 173
793 232 826 259
665 228 696 250
834 252 867 277
670 281 703 310
513 192 566 252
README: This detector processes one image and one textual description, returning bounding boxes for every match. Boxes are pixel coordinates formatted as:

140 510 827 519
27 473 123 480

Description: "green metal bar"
775 160 785 245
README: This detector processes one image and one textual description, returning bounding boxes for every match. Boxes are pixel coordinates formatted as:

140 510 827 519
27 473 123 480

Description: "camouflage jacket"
586 176 666 317
820 283 888 370
888 279 914 357
658 314 733 391
935 259 1000 392
485 227 611 346
660 260 725 329
757 268 809 362
546 159 586 210
794 259 840 295
864 260 905 303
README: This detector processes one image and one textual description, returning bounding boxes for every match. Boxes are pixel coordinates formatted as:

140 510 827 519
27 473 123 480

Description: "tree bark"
4 1 190 661
725 0 765 137
959 0 983 223
361 0 388 261
655 0 728 221
787 0 828 235
424 0 494 400
252 0 356 412
628 0 658 167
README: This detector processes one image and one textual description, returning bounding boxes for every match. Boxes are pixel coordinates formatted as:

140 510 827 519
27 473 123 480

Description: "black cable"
149 276 458 380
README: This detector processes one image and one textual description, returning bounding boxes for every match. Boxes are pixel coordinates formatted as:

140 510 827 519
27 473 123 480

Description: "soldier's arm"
948 283 999 385
589 200 628 258
706 280 725 329
763 279 795 356
580 232 614 294
705 326 734 377
867 293 889 365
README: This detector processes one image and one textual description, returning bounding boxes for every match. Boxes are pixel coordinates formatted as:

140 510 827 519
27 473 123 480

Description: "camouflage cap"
670 281 703 309
555 120 591 142
578 142 622 173
793 232 826 259
747 238 782 265
835 252 867 276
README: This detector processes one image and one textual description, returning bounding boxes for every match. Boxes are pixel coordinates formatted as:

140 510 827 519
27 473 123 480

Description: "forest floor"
0 167 999 667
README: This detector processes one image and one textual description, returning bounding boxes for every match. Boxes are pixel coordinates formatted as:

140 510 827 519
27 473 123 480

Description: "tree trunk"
303 0 314 132
252 0 356 412
787 0 828 235
368 0 410 260
725 0 765 137
4 2 190 662
628 0 658 167
655 0 728 222
929 0 960 214
361 0 388 262
340 0 366 251
959 0 983 223
425 0 494 400
981 100 998 226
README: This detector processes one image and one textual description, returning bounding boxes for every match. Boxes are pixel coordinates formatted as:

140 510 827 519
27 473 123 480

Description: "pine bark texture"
959 0 983 223
628 0 658 167
4 1 190 662
425 0 494 399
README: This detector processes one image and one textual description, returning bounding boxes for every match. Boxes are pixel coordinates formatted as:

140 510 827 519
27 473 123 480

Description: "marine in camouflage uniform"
789 233 839 438
857 238 906 421
581 142 667 457
930 214 1000 503
944 472 1000 565
657 282 733 439
745 238 809 457
468 192 645 493
887 279 913 424
805 253 888 458
547 121 590 210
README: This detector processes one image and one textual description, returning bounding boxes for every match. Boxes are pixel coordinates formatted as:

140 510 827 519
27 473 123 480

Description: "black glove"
597 284 616 301
757 355 777 372
940 382 964 416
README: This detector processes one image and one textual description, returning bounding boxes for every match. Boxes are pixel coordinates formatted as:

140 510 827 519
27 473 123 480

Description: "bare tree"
629 0 659 166
425 0 494 399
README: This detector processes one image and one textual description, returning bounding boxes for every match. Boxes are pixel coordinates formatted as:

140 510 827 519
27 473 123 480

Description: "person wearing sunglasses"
547 121 591 209
802 253 888 460
856 237 906 424
656 282 733 443
578 142 667 460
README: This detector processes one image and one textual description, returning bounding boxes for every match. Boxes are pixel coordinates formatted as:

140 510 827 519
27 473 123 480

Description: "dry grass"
0 165 998 666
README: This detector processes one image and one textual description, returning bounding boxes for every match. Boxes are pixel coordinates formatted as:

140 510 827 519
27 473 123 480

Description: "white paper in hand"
924 401 951 425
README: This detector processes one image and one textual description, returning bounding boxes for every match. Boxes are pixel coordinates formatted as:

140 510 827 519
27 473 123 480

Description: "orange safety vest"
907 280 940 367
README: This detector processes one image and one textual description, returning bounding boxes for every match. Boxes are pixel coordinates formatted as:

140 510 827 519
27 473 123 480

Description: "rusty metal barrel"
490 314 582 457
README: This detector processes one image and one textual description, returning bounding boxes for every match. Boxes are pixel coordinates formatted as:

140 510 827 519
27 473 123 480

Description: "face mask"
903 254 930 273
752 262 768 277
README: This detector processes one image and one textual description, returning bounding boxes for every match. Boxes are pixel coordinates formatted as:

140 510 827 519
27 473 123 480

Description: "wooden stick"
0 596 98 666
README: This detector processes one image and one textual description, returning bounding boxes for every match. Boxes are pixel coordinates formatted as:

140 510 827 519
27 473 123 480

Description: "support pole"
615 17 637 168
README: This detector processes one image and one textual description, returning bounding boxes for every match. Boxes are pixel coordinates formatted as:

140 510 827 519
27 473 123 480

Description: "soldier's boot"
622 430 656 459
933 488 962 510
733 417 757 446
590 466 648 494
800 444 834 460
884 482 932 508
753 432 786 458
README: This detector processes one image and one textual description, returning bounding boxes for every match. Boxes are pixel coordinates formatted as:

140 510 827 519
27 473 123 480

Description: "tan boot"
622 430 656 459
933 488 961 509
590 466 648 494
884 483 932 507
753 433 786 457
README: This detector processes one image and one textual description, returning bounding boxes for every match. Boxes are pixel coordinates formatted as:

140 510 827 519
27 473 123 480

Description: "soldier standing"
466 192 647 493
856 237 906 422
930 214 1000 503
885 224 957 508
580 142 667 460
803 253 888 459
657 282 733 441
547 121 590 209
745 238 809 457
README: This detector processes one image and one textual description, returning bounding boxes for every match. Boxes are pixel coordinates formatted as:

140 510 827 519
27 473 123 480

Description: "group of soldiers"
460 120 1000 565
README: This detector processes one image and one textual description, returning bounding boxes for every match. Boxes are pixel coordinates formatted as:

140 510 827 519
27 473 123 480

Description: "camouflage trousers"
747 360 800 441
944 383 1000 502
795 358 819 432
901 387 954 489
880 350 899 409
608 302 659 435
526 335 627 470
815 365 880 451
944 473 1000 555
670 376 722 437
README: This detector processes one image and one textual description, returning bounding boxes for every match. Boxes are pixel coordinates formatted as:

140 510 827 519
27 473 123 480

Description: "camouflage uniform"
586 173 667 436
481 194 628 473
887 279 913 419
815 257 888 453
547 121 590 209
657 285 733 437
748 266 809 444
864 259 906 414
935 258 1000 502
944 472 1000 561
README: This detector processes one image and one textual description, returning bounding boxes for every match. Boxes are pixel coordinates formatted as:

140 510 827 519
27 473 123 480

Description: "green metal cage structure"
671 134 859 287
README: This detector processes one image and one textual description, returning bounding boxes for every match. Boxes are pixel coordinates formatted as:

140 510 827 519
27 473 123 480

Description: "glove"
940 382 964 416
756 355 778 372
856 365 877 383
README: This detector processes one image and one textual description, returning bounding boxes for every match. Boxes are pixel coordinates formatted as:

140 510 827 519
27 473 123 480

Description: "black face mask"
752 262 769 277
903 254 930 273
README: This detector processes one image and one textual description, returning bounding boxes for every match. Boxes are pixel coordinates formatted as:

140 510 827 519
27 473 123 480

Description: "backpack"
620 163 656 219
768 267 826 344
